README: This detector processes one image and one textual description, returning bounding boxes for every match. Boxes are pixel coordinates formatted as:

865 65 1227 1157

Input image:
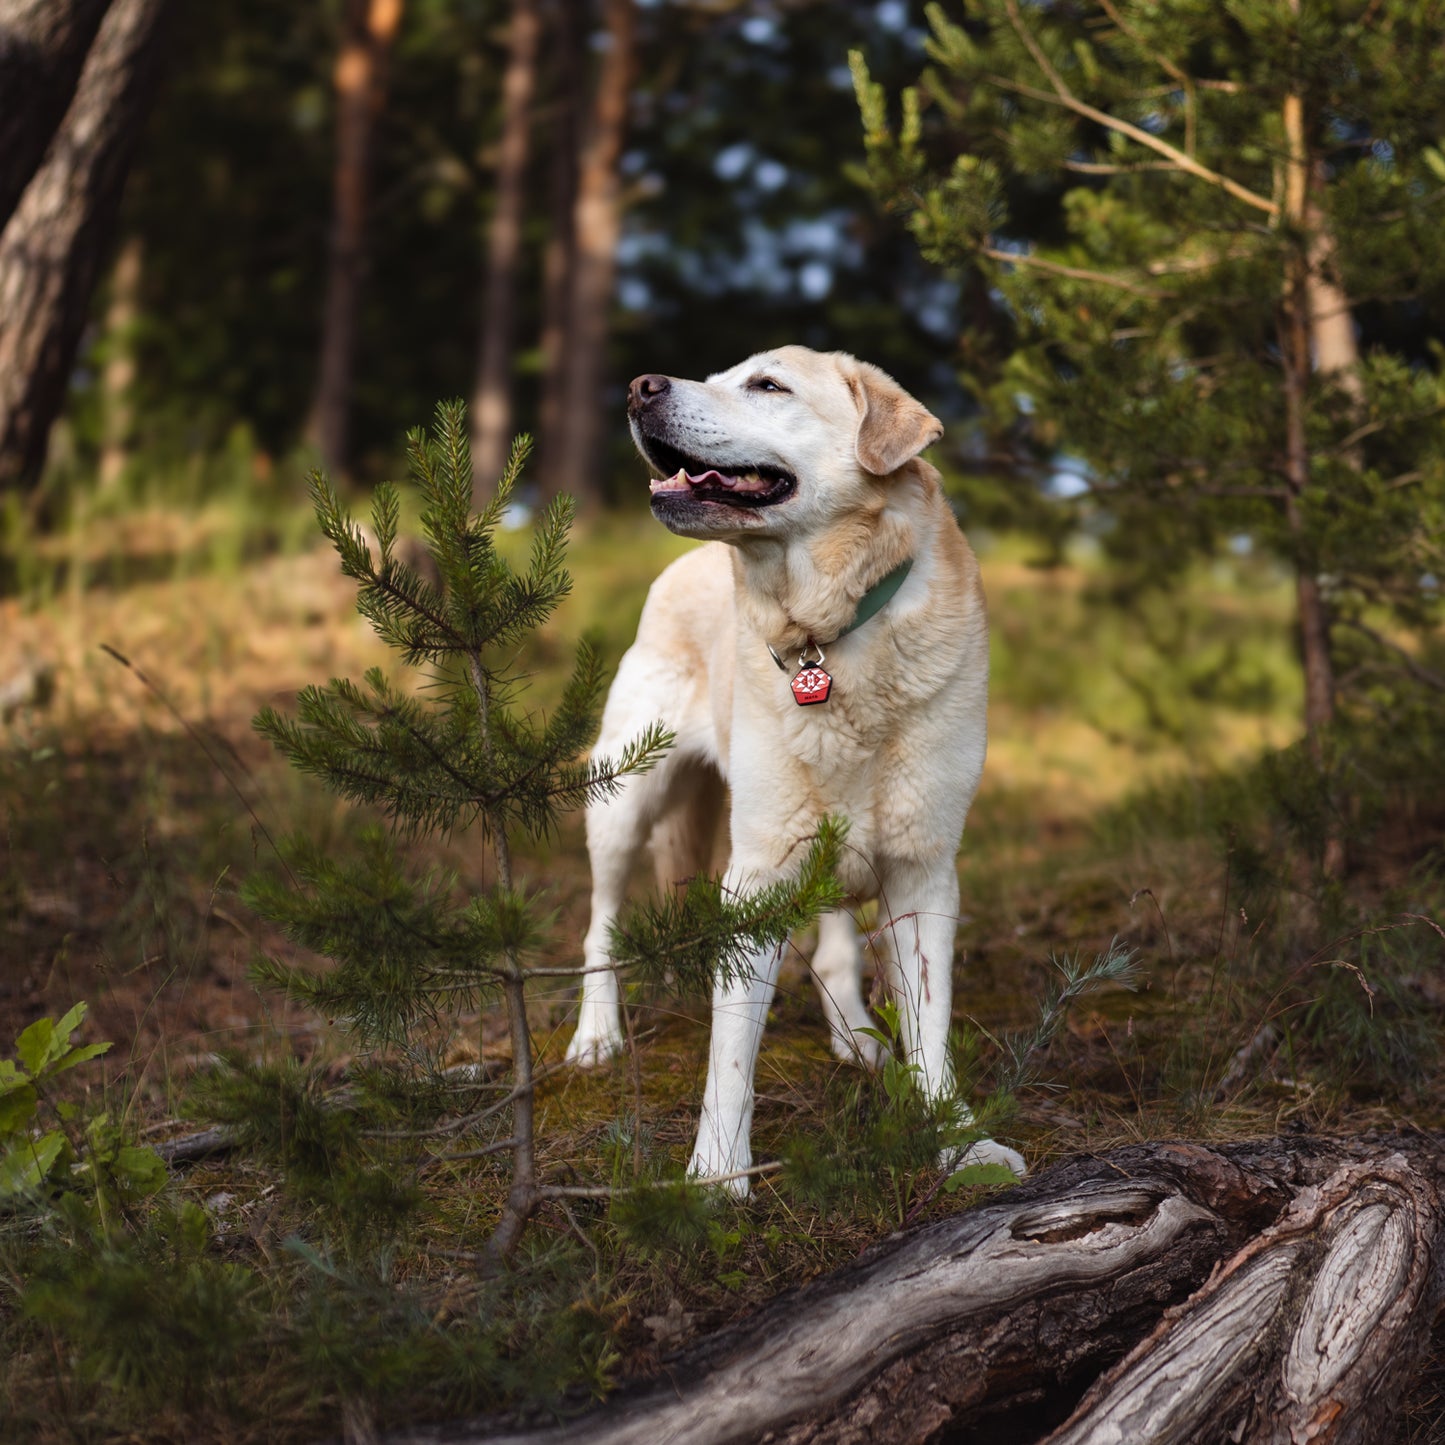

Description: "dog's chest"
769 635 939 762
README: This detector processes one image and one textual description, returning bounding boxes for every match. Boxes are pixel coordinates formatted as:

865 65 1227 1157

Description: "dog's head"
628 347 942 541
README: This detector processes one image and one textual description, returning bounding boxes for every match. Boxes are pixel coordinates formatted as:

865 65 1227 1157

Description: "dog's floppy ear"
847 361 944 476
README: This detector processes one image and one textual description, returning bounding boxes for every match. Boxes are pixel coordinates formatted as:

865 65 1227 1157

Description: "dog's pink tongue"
649 469 770 495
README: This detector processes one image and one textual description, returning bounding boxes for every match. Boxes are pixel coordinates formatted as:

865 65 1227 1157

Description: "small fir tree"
239 401 847 1266
853 1 1445 869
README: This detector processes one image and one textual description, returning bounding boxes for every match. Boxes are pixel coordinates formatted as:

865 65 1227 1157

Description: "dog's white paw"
687 1141 753 1199
830 1025 889 1072
946 1136 1028 1179
564 1028 624 1068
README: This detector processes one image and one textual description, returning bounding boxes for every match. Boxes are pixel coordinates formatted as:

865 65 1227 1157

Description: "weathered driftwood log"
392 1137 1445 1445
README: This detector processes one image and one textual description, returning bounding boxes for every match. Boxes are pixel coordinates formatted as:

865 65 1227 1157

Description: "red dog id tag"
791 663 832 706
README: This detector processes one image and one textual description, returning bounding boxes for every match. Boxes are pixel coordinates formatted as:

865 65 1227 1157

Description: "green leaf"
942 1162 1019 1193
15 1018 55 1075
0 1083 37 1135
113 1145 169 1199
15 1003 92 1079
50 1041 113 1076
52 1001 88 1043
0 1131 65 1197
0 1059 30 1095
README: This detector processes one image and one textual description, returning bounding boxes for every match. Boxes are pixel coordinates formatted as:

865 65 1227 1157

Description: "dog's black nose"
629 374 671 411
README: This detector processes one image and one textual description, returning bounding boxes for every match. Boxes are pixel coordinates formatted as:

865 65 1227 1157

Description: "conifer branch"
980 245 1172 298
1095 0 1197 156
984 72 1278 216
1334 617 1445 692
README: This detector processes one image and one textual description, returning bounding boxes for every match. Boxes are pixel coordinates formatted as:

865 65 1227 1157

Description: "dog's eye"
748 376 789 394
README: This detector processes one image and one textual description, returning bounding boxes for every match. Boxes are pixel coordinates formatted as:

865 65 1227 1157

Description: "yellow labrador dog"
565 346 1025 1191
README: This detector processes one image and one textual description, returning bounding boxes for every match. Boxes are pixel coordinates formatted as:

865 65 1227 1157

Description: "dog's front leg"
883 858 1026 1178
689 932 786 1198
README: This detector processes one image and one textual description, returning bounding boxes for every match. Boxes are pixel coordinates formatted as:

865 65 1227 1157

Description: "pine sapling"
245 402 670 1267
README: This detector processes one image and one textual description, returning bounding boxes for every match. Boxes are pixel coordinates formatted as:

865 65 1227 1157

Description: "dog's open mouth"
644 440 796 509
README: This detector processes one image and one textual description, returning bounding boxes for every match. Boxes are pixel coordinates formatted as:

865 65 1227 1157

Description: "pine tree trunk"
0 0 171 497
306 0 405 480
1306 161 1363 400
0 0 112 230
97 231 142 491
470 0 542 501
1280 76 1344 875
550 0 634 509
534 0 583 502
390 1137 1445 1445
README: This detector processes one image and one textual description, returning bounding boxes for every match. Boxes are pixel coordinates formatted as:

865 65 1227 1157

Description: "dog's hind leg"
649 758 726 893
810 909 886 1070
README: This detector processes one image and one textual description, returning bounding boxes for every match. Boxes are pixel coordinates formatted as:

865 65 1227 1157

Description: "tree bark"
1279 84 1336 744
97 230 142 490
306 0 405 481
549 0 634 509
470 0 542 500
0 0 171 496
534 0 583 502
388 1137 1445 1445
1306 161 1362 401
1280 70 1345 875
1046 1149 1444 1444
0 0 112 230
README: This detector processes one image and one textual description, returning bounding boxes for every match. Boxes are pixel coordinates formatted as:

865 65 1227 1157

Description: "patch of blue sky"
713 142 754 182
798 261 832 299
740 13 779 45
754 159 789 192
875 0 908 32
1048 457 1091 498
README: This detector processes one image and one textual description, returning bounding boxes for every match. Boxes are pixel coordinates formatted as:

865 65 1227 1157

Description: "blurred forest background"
1 0 956 508
3 0 1445 1439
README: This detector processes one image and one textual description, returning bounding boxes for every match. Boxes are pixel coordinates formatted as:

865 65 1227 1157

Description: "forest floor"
2 490 1443 1441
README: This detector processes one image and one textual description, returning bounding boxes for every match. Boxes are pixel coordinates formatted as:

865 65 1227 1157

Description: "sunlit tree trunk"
535 0 583 502
1280 67 1345 876
306 0 405 480
0 0 112 230
551 0 634 509
470 0 542 500
1306 162 1362 398
0 0 171 497
97 231 142 491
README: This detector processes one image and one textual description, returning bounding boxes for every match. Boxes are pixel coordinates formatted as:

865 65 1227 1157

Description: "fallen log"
392 1136 1445 1445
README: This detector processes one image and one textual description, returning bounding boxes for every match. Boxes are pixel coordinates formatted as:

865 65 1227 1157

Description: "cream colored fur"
565 346 1025 1192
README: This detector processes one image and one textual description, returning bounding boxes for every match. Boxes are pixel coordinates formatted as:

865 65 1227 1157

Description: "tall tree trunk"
0 0 171 498
306 0 405 480
97 231 142 491
0 0 112 230
1280 69 1344 875
551 0 635 509
1306 162 1362 399
534 0 583 502
470 0 542 501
